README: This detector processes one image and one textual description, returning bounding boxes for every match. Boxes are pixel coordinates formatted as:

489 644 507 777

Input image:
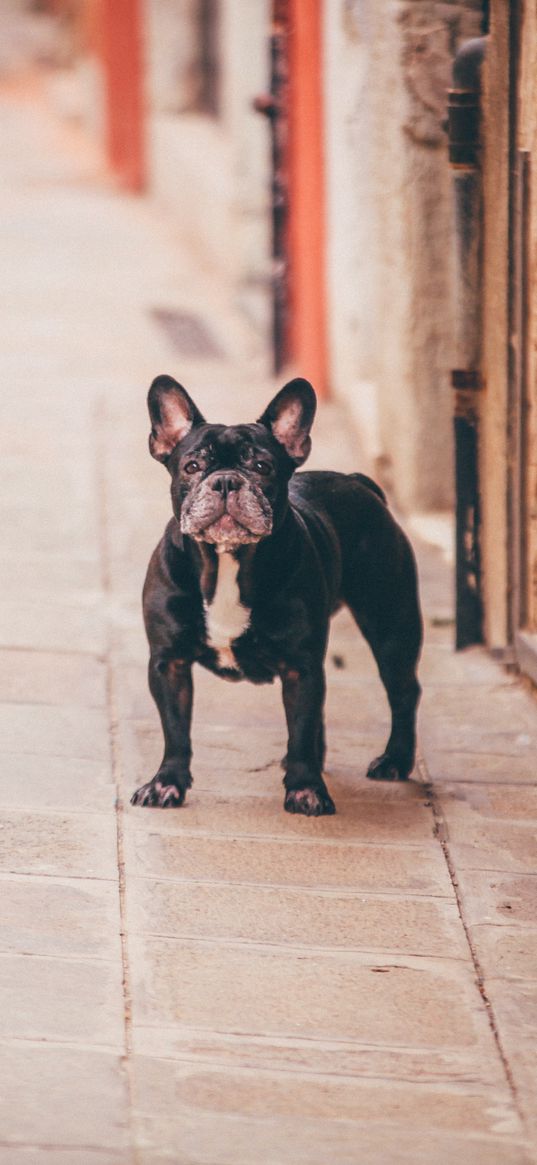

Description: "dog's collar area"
202 548 251 676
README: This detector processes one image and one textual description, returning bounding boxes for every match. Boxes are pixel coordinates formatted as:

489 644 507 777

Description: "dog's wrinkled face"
173 424 277 546
147 376 316 550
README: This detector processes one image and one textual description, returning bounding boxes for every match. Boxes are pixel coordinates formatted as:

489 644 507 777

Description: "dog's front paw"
130 773 190 808
367 754 410 782
284 786 336 816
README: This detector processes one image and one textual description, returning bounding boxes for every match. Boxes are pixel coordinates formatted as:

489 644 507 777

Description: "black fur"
131 377 422 816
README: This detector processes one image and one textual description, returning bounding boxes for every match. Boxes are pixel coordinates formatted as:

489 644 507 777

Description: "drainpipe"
99 0 145 192
447 37 487 649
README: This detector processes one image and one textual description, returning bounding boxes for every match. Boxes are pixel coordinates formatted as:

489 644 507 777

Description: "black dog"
131 376 422 816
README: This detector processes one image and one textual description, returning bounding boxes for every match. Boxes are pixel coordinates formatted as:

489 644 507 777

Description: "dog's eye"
254 460 271 475
184 460 200 475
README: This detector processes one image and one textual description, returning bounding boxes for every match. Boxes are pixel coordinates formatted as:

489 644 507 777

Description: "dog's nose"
210 473 241 498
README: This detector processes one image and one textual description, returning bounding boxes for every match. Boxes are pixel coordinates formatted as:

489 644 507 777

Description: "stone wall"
145 0 271 337
480 1 510 649
518 0 537 634
324 0 483 511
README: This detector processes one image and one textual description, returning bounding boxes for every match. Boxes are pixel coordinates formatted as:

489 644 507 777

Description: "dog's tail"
349 473 387 505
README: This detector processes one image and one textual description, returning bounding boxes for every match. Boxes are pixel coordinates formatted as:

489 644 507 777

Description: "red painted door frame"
99 0 145 192
287 0 328 397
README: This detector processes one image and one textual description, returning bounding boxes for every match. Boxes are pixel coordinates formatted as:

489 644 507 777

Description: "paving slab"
131 1057 527 1165
127 877 465 956
481 981 537 1141
125 830 451 893
419 642 511 686
1 64 537 1162
133 1056 519 1134
421 720 536 762
420 675 537 772
445 784 537 821
0 753 115 812
448 829 537 875
0 702 109 761
458 869 537 927
0 1041 130 1152
0 808 119 878
134 1113 530 1165
0 873 121 959
0 648 106 707
0 499 100 556
130 938 499 1050
132 1024 508 1086
0 1153 130 1165
423 749 537 785
125 785 435 843
467 925 537 981
0 952 124 1046
0 554 102 599
0 599 106 655
120 717 403 800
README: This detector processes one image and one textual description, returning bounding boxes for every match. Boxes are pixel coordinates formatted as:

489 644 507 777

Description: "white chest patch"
204 552 251 670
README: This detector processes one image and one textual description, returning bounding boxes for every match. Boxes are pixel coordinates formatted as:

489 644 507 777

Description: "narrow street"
1 78 537 1165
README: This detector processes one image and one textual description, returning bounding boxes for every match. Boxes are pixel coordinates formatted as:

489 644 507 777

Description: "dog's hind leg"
362 631 421 780
344 562 422 781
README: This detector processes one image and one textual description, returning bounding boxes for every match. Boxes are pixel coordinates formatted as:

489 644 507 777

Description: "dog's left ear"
148 375 205 463
258 378 316 465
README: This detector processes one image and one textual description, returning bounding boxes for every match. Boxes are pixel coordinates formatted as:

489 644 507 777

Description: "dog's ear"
257 378 316 465
148 376 205 463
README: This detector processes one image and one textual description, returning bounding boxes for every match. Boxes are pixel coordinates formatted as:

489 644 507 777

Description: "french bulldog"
131 375 422 816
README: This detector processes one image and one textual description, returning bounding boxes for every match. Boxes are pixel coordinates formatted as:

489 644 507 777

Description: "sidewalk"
1 78 537 1165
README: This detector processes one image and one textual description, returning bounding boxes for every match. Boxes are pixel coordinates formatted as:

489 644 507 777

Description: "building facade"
479 0 537 677
41 0 482 504
36 0 537 677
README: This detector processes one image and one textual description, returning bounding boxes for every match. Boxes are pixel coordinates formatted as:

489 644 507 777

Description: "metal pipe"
448 37 487 649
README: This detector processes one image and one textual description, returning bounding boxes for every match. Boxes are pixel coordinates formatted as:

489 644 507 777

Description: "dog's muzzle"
180 471 273 545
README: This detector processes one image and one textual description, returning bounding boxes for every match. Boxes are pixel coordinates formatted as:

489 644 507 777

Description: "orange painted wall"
99 0 145 191
287 0 328 397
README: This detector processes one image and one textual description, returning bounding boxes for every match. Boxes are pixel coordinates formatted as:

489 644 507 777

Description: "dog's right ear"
148 375 206 463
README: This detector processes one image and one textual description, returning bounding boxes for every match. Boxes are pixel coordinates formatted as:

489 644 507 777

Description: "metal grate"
150 308 224 359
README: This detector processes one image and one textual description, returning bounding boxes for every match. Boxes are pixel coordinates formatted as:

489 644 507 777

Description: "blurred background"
1 0 536 683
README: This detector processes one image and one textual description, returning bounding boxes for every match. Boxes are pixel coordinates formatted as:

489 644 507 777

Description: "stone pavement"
1 76 537 1165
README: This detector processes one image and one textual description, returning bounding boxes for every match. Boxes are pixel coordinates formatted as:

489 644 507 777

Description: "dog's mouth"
196 512 258 545
180 483 273 546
